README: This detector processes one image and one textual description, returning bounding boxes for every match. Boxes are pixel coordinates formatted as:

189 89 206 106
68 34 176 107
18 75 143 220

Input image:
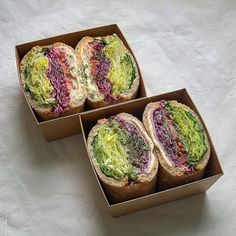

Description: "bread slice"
87 113 158 203
20 43 86 121
143 100 211 190
75 34 140 109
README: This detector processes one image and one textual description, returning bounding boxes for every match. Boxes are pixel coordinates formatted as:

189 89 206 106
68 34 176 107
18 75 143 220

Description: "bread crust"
87 113 158 203
85 88 138 110
75 35 140 109
143 100 211 190
20 43 86 121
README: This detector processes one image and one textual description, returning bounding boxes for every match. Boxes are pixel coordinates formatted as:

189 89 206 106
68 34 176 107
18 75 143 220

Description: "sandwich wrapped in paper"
20 43 86 120
143 100 210 190
87 113 158 203
76 34 140 109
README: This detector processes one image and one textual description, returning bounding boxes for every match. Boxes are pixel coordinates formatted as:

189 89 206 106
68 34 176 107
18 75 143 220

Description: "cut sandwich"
87 113 158 203
75 34 140 109
20 43 86 121
143 100 210 190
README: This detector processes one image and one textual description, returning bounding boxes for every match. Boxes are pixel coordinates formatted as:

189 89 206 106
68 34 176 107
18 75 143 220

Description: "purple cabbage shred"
46 48 70 114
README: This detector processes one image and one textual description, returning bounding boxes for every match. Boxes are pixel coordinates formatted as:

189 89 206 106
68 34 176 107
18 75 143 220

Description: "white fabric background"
0 0 235 235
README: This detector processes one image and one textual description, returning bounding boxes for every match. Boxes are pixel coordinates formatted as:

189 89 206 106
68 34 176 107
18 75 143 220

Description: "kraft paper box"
15 24 146 141
80 88 223 217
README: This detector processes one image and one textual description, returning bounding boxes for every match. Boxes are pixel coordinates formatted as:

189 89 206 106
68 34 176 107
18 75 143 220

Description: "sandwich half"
20 43 86 121
143 100 210 190
75 34 140 109
87 113 158 203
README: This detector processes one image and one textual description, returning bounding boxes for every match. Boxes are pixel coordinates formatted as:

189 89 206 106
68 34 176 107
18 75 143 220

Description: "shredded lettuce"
103 35 136 96
92 117 151 180
92 120 137 180
23 50 55 105
165 102 207 165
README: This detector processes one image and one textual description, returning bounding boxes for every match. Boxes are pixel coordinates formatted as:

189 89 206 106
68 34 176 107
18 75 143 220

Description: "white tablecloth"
0 0 235 235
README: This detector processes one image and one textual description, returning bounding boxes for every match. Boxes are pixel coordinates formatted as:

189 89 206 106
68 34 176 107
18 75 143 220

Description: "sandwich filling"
86 34 136 101
23 45 80 114
152 100 207 172
91 115 151 183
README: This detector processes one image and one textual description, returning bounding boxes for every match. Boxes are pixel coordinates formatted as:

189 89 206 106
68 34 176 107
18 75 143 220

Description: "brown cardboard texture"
80 88 223 217
15 24 146 141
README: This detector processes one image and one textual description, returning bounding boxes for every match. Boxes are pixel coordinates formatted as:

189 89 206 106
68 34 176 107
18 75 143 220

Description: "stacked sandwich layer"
142 100 210 190
92 116 150 181
151 100 207 172
83 35 137 101
21 43 85 120
87 113 158 202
